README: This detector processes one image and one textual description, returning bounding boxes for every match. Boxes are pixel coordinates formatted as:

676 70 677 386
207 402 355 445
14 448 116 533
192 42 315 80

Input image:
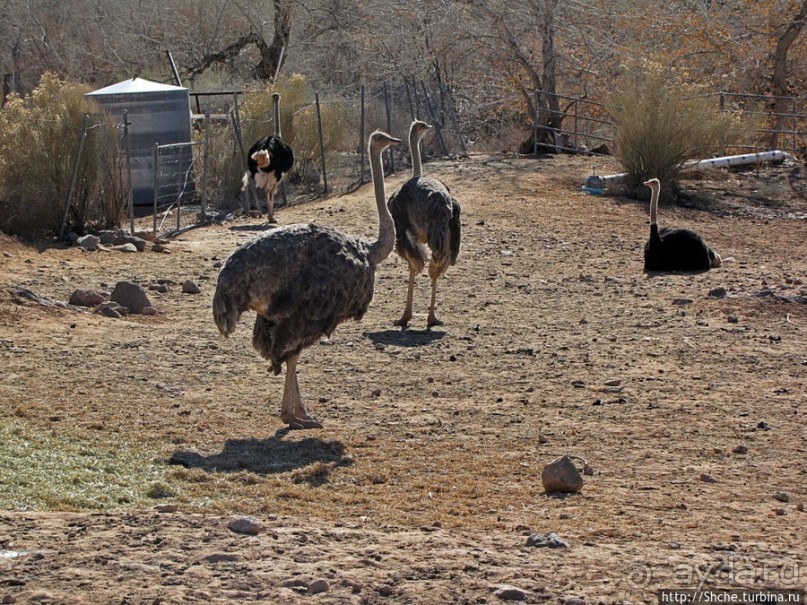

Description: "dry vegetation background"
1 153 805 603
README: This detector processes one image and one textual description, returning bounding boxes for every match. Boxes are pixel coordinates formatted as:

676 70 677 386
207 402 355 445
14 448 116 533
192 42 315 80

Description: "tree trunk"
539 0 560 131
254 0 293 81
769 0 806 149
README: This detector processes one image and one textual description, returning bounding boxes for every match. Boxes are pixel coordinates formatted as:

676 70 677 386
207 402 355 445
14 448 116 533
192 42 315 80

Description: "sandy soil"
0 153 805 604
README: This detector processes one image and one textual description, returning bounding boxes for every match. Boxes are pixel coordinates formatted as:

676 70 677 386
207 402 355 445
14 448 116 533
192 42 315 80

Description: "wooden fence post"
59 114 90 241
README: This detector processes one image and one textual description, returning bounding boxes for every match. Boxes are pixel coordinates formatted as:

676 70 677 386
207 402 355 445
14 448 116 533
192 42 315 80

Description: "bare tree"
769 0 806 148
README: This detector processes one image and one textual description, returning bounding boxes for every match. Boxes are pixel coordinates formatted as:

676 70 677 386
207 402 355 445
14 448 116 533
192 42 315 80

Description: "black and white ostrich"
643 178 722 272
387 120 461 328
242 92 294 223
214 130 401 430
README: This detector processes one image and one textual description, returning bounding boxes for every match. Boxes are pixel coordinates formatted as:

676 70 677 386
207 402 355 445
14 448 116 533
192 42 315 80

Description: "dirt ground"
0 153 805 604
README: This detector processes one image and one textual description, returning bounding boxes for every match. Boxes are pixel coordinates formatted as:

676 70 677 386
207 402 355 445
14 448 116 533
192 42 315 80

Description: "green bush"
0 73 125 238
608 65 744 193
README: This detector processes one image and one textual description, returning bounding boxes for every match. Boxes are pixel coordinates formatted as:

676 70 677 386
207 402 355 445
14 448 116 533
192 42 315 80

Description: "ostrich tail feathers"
212 288 241 337
448 200 461 265
241 171 250 192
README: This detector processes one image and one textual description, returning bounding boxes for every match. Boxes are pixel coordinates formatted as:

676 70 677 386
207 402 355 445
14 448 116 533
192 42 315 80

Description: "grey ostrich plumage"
387 120 461 328
212 130 401 430
213 223 375 374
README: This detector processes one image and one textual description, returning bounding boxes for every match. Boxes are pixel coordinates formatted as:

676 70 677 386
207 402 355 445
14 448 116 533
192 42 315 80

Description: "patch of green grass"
0 420 176 511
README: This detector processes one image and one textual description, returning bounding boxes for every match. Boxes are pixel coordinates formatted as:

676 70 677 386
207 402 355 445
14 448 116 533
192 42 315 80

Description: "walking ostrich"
214 130 401 430
643 178 722 272
242 92 294 223
387 120 461 328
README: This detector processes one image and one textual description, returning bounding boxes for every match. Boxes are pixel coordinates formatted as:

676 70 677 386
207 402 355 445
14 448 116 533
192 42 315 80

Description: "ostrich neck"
368 149 395 266
273 98 282 138
649 186 659 227
410 129 423 178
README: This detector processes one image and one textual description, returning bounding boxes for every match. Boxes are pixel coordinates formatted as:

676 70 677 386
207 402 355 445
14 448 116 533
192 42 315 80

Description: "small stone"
308 579 329 595
537 433 548 444
773 492 790 503
700 473 717 483
98 303 122 318
68 289 108 307
111 281 152 314
672 298 693 306
491 584 528 600
732 445 748 454
756 421 771 431
182 280 201 294
152 243 171 253
227 517 263 535
154 504 178 513
526 532 569 548
708 287 728 298
604 379 622 387
377 585 394 597
77 234 99 251
141 306 158 316
563 598 586 605
727 315 739 323
542 455 584 493
774 508 786 516
112 243 139 253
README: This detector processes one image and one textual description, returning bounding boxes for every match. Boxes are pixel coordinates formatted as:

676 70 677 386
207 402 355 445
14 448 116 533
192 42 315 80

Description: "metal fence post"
152 143 159 233
315 92 328 194
359 84 366 185
202 109 210 222
123 109 134 233
59 113 90 241
383 80 395 173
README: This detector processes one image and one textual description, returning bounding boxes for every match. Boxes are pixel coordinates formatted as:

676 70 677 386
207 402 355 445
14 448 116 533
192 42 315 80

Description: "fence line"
110 83 804 236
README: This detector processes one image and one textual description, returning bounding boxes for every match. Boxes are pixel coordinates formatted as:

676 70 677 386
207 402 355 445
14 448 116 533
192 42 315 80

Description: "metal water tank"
86 77 193 206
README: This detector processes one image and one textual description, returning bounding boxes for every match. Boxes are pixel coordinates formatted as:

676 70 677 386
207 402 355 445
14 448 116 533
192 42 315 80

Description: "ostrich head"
369 130 401 154
251 149 272 169
410 120 433 140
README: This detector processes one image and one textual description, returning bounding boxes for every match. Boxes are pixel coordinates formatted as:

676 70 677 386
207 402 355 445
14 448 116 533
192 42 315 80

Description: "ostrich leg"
394 266 417 328
426 263 444 327
280 354 322 429
265 187 277 223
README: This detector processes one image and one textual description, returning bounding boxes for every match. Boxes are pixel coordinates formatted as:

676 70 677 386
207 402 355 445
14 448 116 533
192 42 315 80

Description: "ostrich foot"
393 316 411 328
281 412 322 430
427 314 444 328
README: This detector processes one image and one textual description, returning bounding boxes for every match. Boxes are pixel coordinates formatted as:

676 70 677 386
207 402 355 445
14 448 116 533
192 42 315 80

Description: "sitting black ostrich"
643 178 722 272
242 92 294 223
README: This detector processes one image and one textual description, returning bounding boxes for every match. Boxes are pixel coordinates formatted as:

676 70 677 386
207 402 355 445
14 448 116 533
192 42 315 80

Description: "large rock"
113 234 147 252
110 281 152 314
541 455 584 494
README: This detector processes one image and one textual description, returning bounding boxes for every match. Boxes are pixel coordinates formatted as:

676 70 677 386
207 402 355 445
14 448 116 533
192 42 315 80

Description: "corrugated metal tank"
86 77 194 206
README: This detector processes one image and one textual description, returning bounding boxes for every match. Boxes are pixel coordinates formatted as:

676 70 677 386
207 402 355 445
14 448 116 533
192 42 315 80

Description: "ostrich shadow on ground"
364 328 445 348
168 431 350 486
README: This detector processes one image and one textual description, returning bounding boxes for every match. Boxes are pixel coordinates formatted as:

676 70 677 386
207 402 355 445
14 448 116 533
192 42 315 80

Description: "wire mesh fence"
106 83 804 237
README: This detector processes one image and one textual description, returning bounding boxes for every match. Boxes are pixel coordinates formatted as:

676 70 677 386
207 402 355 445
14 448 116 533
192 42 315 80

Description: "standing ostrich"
214 130 401 430
242 92 294 223
643 178 722 272
387 120 461 328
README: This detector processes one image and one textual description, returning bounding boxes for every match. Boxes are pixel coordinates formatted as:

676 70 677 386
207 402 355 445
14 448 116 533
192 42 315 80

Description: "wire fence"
87 83 804 238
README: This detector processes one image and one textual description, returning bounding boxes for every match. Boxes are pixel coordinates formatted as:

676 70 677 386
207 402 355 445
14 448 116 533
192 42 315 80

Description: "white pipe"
685 150 792 170
583 150 794 191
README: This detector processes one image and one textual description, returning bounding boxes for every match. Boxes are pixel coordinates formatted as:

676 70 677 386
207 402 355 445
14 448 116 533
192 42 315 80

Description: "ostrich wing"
214 223 375 371
388 176 457 265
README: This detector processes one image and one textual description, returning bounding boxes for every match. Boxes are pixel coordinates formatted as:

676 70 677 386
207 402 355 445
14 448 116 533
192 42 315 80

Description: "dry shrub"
0 73 125 238
608 65 745 192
